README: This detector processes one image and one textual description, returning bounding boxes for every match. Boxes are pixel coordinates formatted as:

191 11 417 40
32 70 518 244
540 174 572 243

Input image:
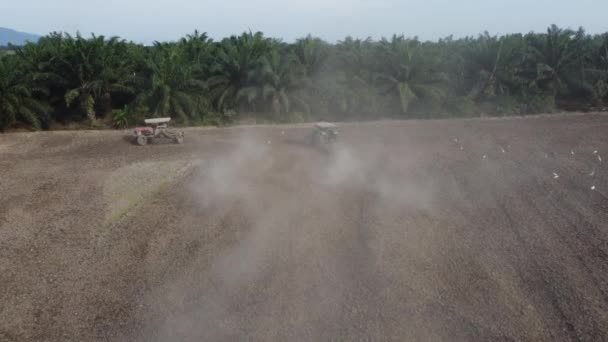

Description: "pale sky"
2 0 607 43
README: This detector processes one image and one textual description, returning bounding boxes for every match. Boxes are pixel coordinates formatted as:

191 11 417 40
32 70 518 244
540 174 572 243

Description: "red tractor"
133 118 184 146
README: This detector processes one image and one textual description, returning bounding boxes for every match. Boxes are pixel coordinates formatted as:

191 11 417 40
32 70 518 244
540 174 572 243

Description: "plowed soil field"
1 114 608 341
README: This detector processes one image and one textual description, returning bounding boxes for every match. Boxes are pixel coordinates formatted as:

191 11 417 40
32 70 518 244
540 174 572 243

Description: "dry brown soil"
1 114 608 341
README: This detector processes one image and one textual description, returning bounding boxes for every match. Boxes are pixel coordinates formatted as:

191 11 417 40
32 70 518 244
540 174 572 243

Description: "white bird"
571 150 575 156
553 172 559 179
483 155 487 159
598 155 603 162
589 170 596 177
453 138 459 143
460 145 464 151
593 150 598 155
500 147 506 154
591 185 596 191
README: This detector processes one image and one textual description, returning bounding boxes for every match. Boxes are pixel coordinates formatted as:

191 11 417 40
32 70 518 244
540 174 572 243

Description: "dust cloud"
322 144 436 210
145 128 438 340
190 133 273 208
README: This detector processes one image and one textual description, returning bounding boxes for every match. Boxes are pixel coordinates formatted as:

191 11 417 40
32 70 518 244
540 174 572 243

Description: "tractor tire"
135 135 148 146
311 132 321 146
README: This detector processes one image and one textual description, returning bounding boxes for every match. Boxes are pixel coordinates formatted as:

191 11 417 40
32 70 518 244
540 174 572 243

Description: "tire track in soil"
494 197 582 342
332 188 387 339
459 129 607 341
442 158 579 341
504 160 608 341
483 125 608 271
493 143 608 304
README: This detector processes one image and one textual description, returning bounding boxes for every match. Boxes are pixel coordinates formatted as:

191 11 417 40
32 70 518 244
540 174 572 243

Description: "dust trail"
191 133 272 208
321 144 436 210
147 131 439 341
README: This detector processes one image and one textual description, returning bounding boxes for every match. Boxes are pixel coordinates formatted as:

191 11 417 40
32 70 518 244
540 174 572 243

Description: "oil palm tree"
463 33 505 100
375 36 448 115
16 33 69 118
332 37 381 115
58 34 139 122
0 56 51 130
462 33 531 102
293 35 329 77
244 50 310 116
141 43 206 120
207 31 272 112
584 34 608 106
524 25 586 96
179 30 214 80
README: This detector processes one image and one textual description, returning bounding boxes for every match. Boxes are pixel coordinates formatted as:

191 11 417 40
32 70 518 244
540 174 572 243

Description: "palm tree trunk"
81 94 96 124
102 92 113 117
87 109 96 123
272 96 281 117
469 42 503 101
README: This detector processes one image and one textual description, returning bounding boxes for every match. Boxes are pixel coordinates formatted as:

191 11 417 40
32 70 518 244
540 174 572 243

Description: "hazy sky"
2 0 607 43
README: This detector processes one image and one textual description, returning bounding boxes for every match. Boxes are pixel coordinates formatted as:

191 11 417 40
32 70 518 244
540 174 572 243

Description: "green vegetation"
1 26 608 131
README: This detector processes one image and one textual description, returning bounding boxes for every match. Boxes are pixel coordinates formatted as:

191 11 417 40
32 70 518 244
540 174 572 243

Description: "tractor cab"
311 122 339 145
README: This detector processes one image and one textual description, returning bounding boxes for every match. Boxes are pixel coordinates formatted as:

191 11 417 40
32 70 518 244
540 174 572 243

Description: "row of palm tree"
1 25 607 130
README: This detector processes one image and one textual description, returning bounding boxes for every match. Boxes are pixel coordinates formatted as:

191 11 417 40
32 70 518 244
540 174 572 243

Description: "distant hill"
0 27 40 46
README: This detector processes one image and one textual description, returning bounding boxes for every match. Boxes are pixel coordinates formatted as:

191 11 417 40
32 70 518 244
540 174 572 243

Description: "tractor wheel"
135 135 148 146
316 133 329 145
311 132 320 146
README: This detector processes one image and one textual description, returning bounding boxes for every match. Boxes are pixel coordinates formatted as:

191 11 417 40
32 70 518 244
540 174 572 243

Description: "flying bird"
553 172 559 179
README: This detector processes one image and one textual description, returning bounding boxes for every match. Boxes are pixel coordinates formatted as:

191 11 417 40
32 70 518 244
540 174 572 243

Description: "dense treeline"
1 25 608 131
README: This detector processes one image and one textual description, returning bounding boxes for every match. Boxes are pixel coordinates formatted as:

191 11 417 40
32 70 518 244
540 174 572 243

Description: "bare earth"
1 114 608 341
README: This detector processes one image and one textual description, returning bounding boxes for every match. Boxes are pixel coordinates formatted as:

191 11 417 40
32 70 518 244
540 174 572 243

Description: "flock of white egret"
452 137 602 192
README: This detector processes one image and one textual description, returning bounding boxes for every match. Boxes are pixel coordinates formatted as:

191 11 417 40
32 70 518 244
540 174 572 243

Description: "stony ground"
1 114 608 341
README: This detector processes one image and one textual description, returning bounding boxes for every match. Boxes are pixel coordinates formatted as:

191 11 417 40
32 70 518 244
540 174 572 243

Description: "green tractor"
311 122 339 146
